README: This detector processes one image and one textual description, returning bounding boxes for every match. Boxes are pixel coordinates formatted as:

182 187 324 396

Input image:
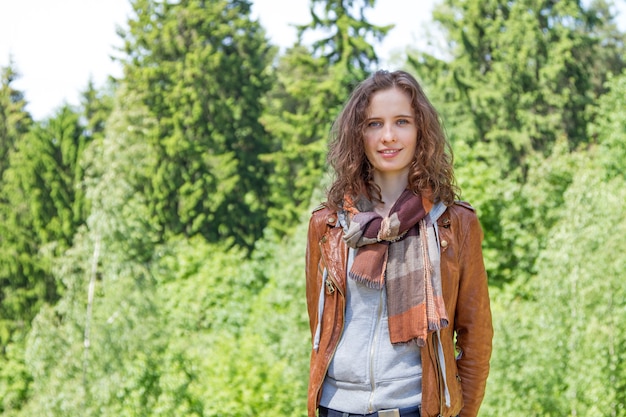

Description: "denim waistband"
318 405 420 417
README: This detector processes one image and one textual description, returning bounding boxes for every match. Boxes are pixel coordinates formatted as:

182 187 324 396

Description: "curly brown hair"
325 70 458 211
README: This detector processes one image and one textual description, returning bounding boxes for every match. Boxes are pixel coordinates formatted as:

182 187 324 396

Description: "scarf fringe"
348 272 385 289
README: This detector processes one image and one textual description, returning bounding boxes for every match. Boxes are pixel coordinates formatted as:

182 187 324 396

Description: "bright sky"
0 0 623 121
0 0 439 120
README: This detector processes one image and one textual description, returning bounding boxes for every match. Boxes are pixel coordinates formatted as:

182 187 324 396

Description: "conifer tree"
0 106 90 414
297 0 391 73
263 0 391 233
0 106 90 335
116 0 274 251
415 0 624 164
79 78 114 141
0 64 31 181
407 0 626 285
0 63 32 415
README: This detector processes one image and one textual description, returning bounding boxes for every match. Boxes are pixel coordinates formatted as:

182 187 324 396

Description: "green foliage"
263 0 386 234
0 105 92 415
17 227 161 417
244 224 313 414
297 0 391 72
15 220 311 416
0 106 90 342
83 87 162 265
408 0 626 286
0 333 31 416
425 0 624 157
589 70 626 180
483 70 626 417
80 78 115 141
0 63 32 179
484 163 626 417
117 0 274 251
261 47 343 234
2 1 626 416
0 63 31 356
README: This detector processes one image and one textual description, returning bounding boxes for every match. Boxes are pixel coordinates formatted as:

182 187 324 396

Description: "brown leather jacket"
305 200 493 417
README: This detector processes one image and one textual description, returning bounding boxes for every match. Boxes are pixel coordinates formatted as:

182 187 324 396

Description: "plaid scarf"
342 189 448 346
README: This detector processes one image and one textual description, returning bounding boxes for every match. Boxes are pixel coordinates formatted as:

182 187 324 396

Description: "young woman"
305 70 492 417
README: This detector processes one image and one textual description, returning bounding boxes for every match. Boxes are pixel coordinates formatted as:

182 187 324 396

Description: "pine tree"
0 106 90 343
0 63 32 181
297 0 391 73
263 0 391 234
415 0 625 164
0 106 91 415
116 0 274 251
407 0 626 285
79 78 114 141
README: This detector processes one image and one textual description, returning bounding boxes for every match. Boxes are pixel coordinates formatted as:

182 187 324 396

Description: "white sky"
0 0 438 120
0 0 623 121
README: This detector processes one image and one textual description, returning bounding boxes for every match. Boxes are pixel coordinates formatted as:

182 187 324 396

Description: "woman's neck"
373 172 409 217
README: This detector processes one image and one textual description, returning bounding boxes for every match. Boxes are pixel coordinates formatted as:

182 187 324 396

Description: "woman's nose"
381 125 396 142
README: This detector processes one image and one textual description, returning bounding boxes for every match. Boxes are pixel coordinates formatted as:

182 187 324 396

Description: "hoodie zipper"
366 289 385 412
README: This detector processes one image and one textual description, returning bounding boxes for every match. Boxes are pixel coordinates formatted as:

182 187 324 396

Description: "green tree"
0 106 91 415
19 228 266 416
241 222 313 415
0 106 91 338
81 86 161 266
261 47 338 233
482 71 626 417
263 0 391 234
116 0 274 251
297 0 391 73
0 63 32 365
407 0 626 286
20 229 168 417
0 63 32 181
418 0 624 161
79 77 114 142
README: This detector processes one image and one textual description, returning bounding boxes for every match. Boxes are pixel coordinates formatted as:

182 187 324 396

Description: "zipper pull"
325 278 335 294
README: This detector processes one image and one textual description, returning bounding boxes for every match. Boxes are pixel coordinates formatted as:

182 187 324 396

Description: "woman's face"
363 87 417 180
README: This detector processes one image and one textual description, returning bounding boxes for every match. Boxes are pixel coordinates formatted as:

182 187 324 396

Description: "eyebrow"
366 113 414 119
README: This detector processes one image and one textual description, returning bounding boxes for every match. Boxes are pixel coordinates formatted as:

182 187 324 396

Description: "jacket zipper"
314 239 346 407
318 236 344 297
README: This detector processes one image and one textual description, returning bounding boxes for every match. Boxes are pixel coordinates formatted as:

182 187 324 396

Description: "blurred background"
0 0 625 415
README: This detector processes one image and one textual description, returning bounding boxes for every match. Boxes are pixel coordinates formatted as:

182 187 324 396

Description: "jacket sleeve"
454 209 493 417
306 209 325 342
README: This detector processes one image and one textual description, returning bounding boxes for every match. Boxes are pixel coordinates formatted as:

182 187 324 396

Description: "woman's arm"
454 208 493 417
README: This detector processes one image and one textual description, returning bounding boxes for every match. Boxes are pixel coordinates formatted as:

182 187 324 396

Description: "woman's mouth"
379 149 401 156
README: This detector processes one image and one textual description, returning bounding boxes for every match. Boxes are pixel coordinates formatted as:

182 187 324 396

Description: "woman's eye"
368 121 382 128
397 119 410 125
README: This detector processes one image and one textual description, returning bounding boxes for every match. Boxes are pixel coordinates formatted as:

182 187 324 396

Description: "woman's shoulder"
311 202 329 213
453 200 475 212
445 200 484 237
445 200 481 225
311 202 331 217
309 202 337 227
448 200 477 218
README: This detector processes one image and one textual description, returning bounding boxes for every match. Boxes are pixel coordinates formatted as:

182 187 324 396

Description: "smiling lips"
379 148 401 156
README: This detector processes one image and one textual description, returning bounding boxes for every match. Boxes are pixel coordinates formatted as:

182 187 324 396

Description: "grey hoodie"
319 202 449 414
